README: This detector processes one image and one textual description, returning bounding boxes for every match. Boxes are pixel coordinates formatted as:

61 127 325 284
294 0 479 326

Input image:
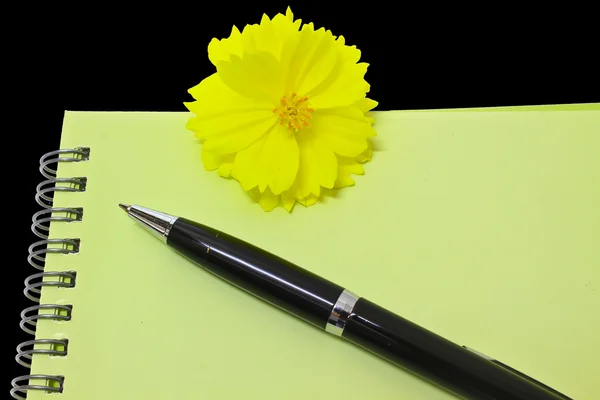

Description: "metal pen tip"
119 203 131 213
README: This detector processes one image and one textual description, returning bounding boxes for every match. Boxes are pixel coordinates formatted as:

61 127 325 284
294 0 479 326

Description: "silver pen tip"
119 203 131 213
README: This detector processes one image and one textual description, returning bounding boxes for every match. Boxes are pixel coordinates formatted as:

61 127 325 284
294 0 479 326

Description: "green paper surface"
28 104 599 399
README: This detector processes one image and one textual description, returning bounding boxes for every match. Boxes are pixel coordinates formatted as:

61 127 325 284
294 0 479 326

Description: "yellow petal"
336 35 362 64
264 126 300 194
285 6 294 20
210 9 300 65
334 173 354 188
232 125 299 194
218 163 233 178
297 194 319 207
200 148 235 173
272 8 302 47
281 23 338 96
310 107 375 157
281 192 297 212
256 14 276 51
231 134 267 191
355 141 373 163
304 195 319 207
308 63 369 109
334 156 365 188
201 149 221 171
306 36 370 109
216 52 284 104
208 26 244 65
187 106 274 138
238 24 258 53
249 187 280 212
249 11 301 60
289 128 337 199
185 73 273 141
185 73 272 118
201 115 276 155
354 97 378 113
353 98 378 126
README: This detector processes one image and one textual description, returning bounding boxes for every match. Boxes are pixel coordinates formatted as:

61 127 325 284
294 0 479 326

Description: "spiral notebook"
13 104 599 399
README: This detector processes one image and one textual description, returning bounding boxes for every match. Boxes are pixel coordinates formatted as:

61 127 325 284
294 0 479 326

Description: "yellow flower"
184 7 377 212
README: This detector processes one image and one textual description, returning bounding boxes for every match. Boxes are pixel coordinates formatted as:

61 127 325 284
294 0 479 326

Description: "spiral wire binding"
11 147 89 400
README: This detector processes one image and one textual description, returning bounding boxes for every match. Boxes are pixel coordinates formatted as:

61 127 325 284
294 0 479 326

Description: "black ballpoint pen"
119 204 571 400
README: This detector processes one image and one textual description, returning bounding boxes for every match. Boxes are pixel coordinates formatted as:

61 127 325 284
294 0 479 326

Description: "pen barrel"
342 298 566 400
166 218 345 329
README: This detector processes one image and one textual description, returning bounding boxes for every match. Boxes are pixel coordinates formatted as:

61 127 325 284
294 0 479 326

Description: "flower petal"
200 115 276 156
201 149 225 169
201 149 221 171
209 8 300 65
216 52 285 104
187 107 274 139
355 141 373 163
232 125 299 194
306 36 370 109
353 97 378 125
281 23 338 96
281 192 297 212
297 194 319 207
263 125 300 194
185 73 273 141
354 97 378 113
217 163 234 178
249 187 280 212
200 148 235 178
271 8 302 50
208 26 244 65
288 128 337 199
310 107 375 157
334 172 354 188
231 134 268 191
334 156 365 188
186 73 271 118
252 11 301 60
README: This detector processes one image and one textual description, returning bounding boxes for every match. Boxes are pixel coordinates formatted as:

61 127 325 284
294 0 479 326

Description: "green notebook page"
28 105 599 399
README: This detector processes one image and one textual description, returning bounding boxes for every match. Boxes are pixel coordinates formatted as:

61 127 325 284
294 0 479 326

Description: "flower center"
273 93 314 133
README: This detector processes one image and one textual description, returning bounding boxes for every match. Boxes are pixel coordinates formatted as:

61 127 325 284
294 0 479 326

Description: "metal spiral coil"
31 207 84 239
11 375 64 400
35 177 87 209
19 304 73 336
24 271 77 302
39 146 90 179
12 147 88 399
16 339 69 368
27 238 80 271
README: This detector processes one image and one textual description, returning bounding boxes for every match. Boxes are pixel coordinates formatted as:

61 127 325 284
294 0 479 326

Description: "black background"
7 1 598 395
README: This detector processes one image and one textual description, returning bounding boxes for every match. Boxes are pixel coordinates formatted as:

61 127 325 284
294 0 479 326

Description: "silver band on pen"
326 289 359 336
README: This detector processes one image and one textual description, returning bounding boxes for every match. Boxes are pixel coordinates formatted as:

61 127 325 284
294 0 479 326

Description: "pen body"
344 298 568 400
164 216 569 400
166 217 345 329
